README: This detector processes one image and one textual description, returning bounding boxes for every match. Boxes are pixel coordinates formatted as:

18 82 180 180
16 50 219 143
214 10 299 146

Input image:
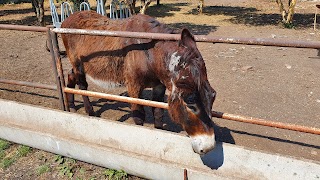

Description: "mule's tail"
46 37 67 57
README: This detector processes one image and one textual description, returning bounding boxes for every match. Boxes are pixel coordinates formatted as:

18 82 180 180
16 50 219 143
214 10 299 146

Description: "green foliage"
16 145 32 157
283 22 294 29
54 156 77 179
0 139 10 151
37 164 51 175
103 169 128 180
0 150 5 160
1 157 15 169
54 155 65 164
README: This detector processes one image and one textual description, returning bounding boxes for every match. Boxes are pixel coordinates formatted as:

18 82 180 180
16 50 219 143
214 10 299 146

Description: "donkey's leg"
75 69 95 116
127 85 145 125
67 69 77 112
152 84 166 129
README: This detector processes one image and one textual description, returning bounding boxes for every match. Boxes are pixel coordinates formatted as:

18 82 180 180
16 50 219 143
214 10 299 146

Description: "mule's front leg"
67 69 77 113
152 84 166 129
127 86 145 125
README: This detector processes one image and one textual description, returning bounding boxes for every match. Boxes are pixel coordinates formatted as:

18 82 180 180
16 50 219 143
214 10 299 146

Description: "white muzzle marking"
191 134 216 155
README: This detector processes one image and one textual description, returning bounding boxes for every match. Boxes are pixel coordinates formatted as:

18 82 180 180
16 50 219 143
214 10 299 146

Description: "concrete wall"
0 99 319 179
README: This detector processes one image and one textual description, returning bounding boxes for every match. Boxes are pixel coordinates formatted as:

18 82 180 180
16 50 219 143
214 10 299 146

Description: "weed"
283 22 294 29
0 139 10 151
37 164 51 175
58 164 74 178
54 155 64 164
103 169 128 180
1 157 15 169
0 150 5 160
16 145 32 157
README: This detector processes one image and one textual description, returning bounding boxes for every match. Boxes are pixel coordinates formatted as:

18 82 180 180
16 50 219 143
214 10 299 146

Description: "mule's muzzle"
191 134 216 155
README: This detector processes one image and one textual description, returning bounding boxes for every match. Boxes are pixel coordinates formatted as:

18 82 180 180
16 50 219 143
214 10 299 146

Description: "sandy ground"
0 0 319 179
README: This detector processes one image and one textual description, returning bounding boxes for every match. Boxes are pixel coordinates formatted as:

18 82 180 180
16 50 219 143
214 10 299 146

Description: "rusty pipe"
63 88 320 135
212 111 320 135
1 24 319 49
0 24 47 32
52 28 320 49
0 78 57 90
64 87 169 109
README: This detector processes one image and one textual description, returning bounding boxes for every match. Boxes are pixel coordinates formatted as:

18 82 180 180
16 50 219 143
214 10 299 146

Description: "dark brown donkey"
61 11 217 154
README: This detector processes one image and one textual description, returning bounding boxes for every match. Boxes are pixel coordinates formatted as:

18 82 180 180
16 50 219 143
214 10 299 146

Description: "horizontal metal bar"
0 24 47 32
0 78 57 90
53 28 320 49
64 87 320 135
212 111 320 135
64 87 169 109
1 24 319 49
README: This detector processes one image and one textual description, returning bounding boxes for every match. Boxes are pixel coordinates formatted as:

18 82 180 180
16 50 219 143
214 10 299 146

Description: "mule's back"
61 11 173 85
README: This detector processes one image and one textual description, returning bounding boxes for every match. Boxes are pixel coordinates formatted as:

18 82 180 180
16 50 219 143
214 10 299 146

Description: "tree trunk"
286 0 296 24
140 0 151 14
276 0 297 25
157 0 160 6
198 0 204 14
31 0 45 26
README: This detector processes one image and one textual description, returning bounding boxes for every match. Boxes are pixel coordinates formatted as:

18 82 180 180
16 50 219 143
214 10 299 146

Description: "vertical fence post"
50 29 70 112
46 26 66 111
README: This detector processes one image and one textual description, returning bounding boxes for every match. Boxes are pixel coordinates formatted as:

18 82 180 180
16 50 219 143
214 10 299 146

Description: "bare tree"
276 0 297 25
198 0 204 14
31 0 45 26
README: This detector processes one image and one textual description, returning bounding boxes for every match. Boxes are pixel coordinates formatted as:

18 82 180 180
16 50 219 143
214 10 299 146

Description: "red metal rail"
52 27 320 49
0 78 57 90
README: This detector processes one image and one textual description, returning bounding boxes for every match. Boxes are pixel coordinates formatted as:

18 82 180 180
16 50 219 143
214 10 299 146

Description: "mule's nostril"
200 149 204 153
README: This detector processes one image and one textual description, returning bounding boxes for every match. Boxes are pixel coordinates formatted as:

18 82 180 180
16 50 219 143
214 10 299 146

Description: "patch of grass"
1 157 15 169
0 139 10 151
103 169 128 180
16 145 32 157
36 164 51 175
0 150 5 159
54 156 78 178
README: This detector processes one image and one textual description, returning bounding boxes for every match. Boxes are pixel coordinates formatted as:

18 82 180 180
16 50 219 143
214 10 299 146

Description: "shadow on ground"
187 5 314 29
146 3 189 18
167 22 217 35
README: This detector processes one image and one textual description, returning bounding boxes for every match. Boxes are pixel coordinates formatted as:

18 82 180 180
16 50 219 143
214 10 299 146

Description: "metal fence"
0 24 319 135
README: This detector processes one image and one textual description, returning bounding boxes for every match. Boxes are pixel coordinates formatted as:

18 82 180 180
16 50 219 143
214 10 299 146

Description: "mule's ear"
179 29 196 48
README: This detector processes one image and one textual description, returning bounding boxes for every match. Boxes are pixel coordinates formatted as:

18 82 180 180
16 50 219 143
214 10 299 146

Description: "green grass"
0 139 10 151
1 157 15 169
103 169 128 180
36 164 51 175
0 150 5 159
16 145 32 157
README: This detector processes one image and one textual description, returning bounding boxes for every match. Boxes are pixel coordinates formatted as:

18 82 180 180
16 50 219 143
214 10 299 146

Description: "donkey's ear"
179 29 196 48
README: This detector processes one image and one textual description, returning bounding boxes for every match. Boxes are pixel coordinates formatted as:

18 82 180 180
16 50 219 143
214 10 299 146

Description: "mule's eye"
187 104 198 112
184 93 196 104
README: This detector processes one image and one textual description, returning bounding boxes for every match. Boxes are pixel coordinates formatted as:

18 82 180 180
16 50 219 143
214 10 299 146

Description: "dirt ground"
0 0 319 179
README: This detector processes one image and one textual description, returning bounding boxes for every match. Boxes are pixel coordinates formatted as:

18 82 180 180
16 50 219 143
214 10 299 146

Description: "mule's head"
167 29 216 155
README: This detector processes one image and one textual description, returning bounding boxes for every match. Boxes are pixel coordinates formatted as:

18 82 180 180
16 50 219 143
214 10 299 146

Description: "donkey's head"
167 29 216 155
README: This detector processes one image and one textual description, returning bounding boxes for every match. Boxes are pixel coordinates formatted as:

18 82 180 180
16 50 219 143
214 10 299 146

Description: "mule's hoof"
69 107 77 113
88 111 96 116
133 117 144 126
132 110 145 126
154 122 163 129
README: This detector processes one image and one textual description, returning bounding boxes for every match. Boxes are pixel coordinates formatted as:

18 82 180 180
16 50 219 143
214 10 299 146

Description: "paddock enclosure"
1 0 320 177
0 21 319 178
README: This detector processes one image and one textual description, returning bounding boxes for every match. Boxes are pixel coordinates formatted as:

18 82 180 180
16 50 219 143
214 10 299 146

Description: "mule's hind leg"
127 85 145 125
67 69 77 112
76 70 95 116
152 84 166 129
